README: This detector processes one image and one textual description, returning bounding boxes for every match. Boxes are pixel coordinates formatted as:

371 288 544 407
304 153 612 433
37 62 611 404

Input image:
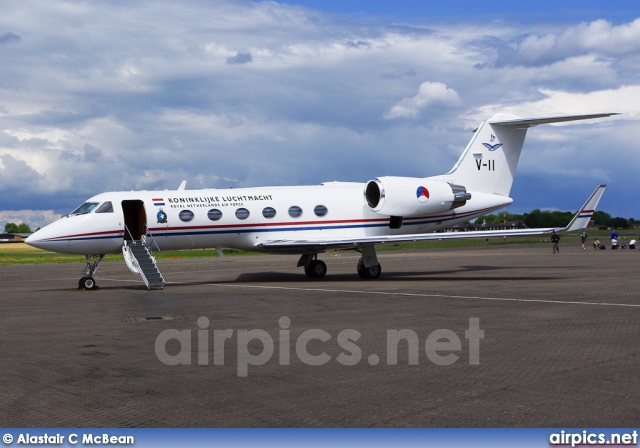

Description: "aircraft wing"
257 185 606 253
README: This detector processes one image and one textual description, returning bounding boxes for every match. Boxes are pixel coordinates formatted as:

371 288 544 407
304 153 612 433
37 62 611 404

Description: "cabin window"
262 207 277 219
95 202 114 213
69 202 99 216
314 205 328 217
288 206 303 218
235 208 250 220
179 210 194 222
207 209 223 221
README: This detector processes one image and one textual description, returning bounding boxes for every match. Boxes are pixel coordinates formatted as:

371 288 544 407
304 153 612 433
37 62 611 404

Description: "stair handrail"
123 224 136 242
122 240 141 275
145 224 164 255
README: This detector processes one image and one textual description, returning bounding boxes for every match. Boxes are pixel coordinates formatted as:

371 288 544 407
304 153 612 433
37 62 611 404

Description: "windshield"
69 202 99 216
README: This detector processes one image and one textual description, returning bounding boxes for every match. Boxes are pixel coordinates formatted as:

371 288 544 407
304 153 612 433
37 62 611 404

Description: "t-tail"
440 113 618 197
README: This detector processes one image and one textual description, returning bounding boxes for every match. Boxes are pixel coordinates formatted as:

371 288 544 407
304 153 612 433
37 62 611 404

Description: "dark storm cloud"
0 32 20 44
226 52 253 64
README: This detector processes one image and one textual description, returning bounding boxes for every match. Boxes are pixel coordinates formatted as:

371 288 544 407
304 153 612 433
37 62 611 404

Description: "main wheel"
365 263 381 279
357 258 382 279
357 258 367 279
304 260 327 279
78 276 97 290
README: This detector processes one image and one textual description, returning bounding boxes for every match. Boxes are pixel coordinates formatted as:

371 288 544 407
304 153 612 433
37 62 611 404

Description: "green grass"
0 244 254 266
1 229 636 266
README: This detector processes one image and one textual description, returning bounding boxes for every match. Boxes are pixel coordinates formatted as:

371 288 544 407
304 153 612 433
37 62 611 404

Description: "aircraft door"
121 200 147 241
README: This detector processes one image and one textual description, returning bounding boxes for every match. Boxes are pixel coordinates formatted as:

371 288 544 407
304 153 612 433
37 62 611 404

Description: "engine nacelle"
364 176 471 217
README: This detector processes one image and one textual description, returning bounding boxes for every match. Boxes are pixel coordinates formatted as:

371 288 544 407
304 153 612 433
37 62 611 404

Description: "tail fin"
443 113 618 197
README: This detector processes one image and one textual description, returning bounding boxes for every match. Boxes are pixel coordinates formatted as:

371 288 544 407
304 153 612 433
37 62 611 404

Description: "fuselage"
26 180 511 256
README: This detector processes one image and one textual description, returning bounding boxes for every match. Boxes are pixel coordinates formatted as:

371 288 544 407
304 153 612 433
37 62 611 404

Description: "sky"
1 0 639 229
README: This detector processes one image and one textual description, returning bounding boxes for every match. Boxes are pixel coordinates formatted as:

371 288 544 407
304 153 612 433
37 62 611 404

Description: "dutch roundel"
416 186 429 203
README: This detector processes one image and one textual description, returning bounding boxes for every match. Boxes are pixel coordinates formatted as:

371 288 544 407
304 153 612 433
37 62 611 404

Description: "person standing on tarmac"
580 231 588 250
611 229 619 249
551 230 560 254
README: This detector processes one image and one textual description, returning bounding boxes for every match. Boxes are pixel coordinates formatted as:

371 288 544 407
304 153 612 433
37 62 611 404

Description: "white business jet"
26 113 613 290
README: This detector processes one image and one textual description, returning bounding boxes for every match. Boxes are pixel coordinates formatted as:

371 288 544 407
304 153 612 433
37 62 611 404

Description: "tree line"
3 223 34 234
474 210 635 229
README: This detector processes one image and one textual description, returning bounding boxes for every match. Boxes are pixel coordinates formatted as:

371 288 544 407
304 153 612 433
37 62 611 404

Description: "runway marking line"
201 283 640 308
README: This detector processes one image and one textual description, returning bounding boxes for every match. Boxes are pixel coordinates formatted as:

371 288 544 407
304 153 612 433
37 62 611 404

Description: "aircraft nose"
24 219 69 251
25 232 44 249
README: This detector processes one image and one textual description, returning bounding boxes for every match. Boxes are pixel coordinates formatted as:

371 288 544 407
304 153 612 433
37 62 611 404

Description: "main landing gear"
298 245 382 280
78 254 104 290
298 254 328 279
357 257 382 279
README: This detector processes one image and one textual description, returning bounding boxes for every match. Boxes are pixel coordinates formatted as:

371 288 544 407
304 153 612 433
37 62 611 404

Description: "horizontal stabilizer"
489 113 619 128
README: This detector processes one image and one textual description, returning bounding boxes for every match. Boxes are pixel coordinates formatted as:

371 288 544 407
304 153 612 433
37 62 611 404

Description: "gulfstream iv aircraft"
26 113 612 289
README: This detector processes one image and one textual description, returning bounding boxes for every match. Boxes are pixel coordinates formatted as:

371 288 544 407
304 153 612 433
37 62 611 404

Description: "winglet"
557 185 606 232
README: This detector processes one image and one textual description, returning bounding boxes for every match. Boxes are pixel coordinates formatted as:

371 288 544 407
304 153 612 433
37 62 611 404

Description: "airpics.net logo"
549 430 638 447
155 317 484 377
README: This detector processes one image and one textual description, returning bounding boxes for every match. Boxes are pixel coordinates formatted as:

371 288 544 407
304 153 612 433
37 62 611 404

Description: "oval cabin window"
235 208 250 220
314 205 328 217
179 210 194 222
288 206 303 218
208 209 223 221
262 207 277 219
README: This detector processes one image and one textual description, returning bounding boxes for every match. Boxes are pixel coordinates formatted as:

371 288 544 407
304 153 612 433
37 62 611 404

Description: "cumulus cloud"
471 85 640 121
0 210 60 230
497 18 640 66
384 81 460 119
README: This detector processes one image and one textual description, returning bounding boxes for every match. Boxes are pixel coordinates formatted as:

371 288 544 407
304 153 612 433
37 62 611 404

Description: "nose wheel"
78 276 99 290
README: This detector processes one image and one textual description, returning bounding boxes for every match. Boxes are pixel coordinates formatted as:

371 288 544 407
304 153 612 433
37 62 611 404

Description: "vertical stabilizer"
441 112 617 197
443 114 527 196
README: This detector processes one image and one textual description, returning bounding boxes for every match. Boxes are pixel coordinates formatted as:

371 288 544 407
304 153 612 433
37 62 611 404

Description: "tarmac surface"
1 244 639 427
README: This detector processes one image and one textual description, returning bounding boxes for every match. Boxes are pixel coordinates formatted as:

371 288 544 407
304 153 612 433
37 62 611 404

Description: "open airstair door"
122 200 146 241
121 199 165 289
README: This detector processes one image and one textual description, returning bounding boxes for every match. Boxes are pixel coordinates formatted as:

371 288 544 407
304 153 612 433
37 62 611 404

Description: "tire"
357 258 368 279
365 263 382 279
305 260 327 279
78 276 96 290
356 258 382 279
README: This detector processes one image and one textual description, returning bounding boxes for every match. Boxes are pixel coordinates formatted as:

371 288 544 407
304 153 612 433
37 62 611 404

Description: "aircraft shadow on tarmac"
47 264 560 291
227 264 559 284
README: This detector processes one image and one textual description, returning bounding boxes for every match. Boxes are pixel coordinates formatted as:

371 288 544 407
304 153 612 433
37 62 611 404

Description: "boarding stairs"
123 236 165 289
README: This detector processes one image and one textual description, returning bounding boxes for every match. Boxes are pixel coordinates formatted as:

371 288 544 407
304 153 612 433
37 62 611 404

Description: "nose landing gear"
78 276 98 290
78 254 104 290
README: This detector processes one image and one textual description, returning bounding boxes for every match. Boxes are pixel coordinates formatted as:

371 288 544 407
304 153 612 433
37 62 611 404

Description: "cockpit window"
69 202 99 216
95 202 114 213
